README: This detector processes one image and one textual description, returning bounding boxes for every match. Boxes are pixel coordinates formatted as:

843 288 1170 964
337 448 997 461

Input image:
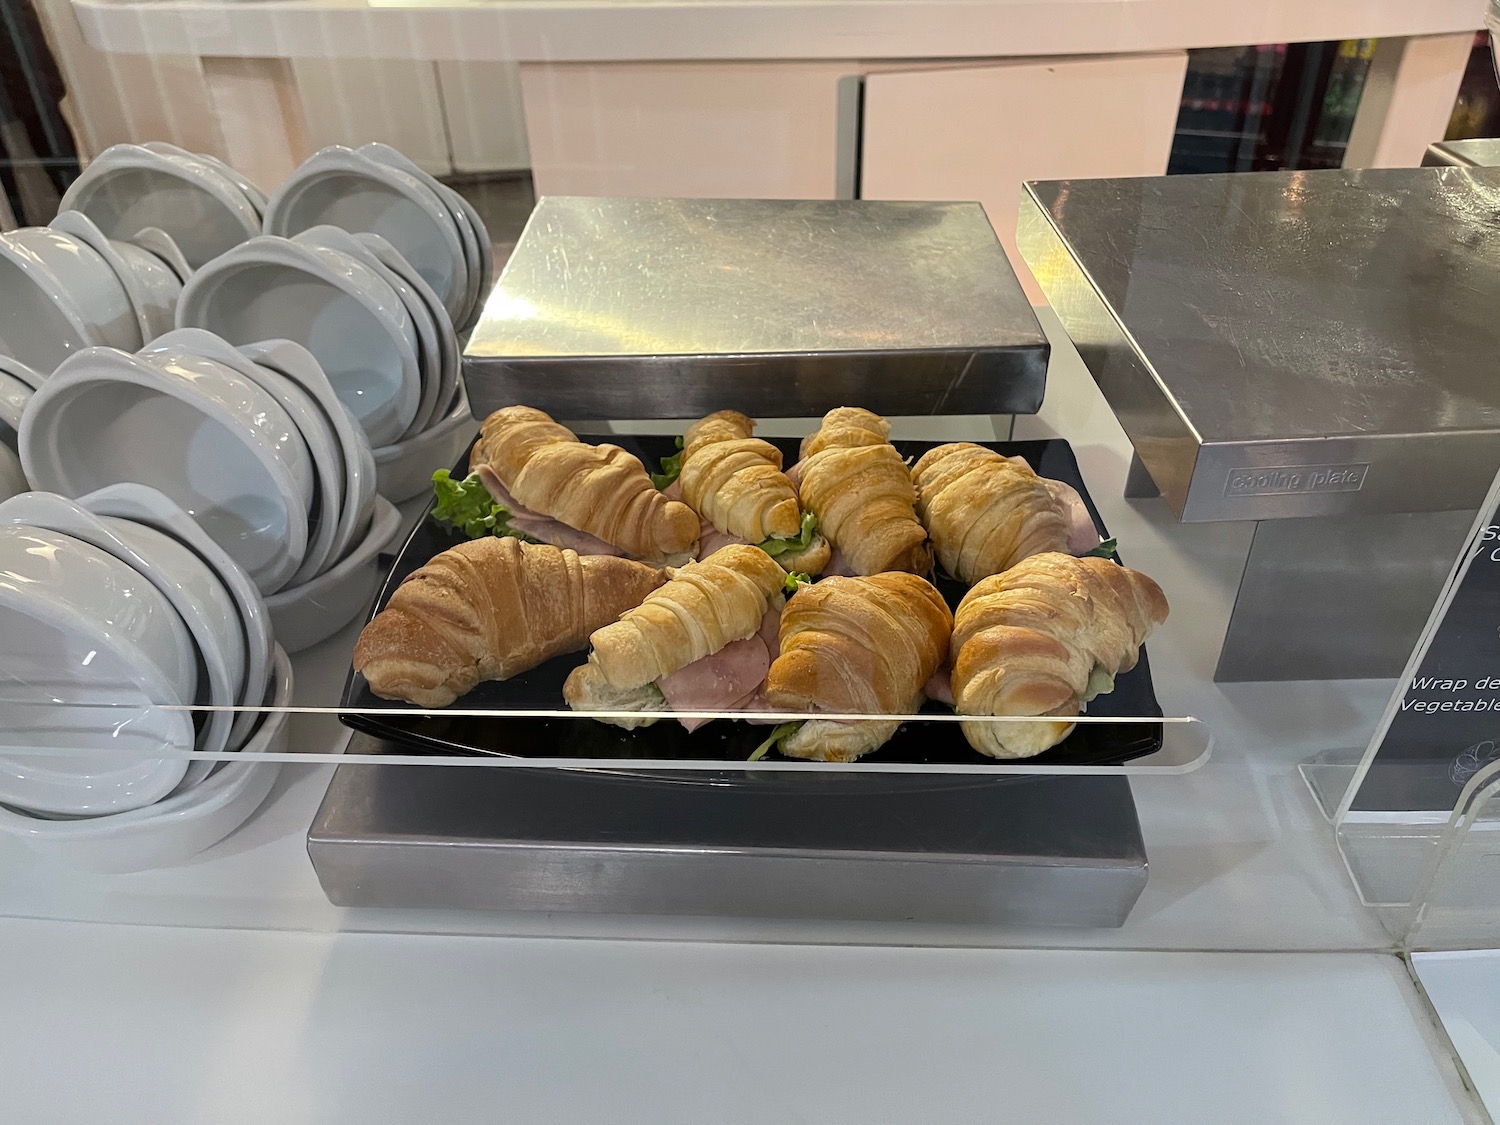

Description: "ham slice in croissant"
950 553 1168 759
353 537 668 707
470 406 699 565
563 544 787 728
795 408 930 576
765 572 952 762
912 442 1071 583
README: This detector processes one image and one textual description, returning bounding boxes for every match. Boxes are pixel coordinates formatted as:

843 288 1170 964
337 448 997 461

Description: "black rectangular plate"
339 435 1164 771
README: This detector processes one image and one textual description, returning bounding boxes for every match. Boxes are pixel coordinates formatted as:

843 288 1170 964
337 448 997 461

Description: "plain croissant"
796 408 930 576
680 410 801 541
950 553 1169 759
912 442 1070 584
470 405 700 564
766 572 952 762
353 537 669 708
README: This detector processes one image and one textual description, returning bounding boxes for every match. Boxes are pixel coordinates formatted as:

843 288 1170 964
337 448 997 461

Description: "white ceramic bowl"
0 368 29 436
0 445 25 502
0 490 247 793
265 494 401 653
297 225 443 439
20 347 313 594
50 210 183 343
80 483 271 752
59 143 261 270
264 145 468 322
0 644 291 873
355 230 457 438
0 228 138 371
145 328 346 586
0 524 197 814
0 354 46 391
141 142 269 215
373 376 478 503
445 186 493 336
241 338 377 571
128 226 193 284
358 142 479 329
176 235 421 446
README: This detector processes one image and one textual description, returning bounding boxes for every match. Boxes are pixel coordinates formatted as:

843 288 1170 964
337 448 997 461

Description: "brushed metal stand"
309 735 1149 928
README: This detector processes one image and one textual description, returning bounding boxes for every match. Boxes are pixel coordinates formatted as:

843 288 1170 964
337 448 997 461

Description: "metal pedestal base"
1127 455 1472 682
309 735 1149 928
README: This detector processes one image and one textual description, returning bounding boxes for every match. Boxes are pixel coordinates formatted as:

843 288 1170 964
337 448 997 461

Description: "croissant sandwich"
793 407 930 577
470 406 700 565
763 572 952 762
913 443 1103 582
354 537 669 707
563 544 788 730
950 553 1168 759
678 410 829 574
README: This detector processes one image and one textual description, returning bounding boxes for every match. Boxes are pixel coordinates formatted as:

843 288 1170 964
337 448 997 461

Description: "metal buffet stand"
308 197 1149 928
1018 166 1500 682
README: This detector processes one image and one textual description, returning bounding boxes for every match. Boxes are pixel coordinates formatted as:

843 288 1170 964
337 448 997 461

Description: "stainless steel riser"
309 736 1149 928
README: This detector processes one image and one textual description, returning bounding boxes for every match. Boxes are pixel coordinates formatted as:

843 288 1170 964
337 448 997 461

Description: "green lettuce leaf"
782 572 812 596
651 437 686 490
759 511 818 559
430 470 540 542
1083 536 1118 559
748 721 804 762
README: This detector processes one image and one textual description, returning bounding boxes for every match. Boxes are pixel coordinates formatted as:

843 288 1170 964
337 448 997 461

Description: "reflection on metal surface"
1216 509 1474 682
1019 167 1500 522
308 732 1148 926
1424 138 1500 167
464 197 1048 419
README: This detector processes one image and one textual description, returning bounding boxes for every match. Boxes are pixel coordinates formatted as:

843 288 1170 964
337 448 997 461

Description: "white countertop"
69 0 1488 62
0 309 1487 1120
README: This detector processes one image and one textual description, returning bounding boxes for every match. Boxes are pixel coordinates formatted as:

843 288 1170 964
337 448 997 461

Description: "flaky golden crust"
912 443 1070 583
470 406 700 563
951 553 1169 759
796 409 930 576
680 410 801 541
766 573 952 762
583 544 787 691
353 537 668 708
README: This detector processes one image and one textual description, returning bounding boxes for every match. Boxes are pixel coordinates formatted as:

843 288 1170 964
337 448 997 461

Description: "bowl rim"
60 142 263 238
19 347 312 594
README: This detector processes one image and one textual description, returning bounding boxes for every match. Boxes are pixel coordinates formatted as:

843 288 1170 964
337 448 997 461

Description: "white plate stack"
0 487 292 872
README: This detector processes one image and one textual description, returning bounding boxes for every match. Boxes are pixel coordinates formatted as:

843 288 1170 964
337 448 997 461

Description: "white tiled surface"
0 918 1482 1125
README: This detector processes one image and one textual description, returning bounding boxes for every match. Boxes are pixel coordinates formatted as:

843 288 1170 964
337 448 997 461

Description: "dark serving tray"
338 435 1164 771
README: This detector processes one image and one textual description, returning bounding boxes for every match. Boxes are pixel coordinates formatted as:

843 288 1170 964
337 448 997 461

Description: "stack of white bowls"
0 486 291 873
178 225 477 502
58 142 264 271
0 354 43 503
0 212 191 375
18 332 401 652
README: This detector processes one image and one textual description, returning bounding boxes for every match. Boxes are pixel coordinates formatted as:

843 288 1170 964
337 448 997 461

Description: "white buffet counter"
0 310 1489 1120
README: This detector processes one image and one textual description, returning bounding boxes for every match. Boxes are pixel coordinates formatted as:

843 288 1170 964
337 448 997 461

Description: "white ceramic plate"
264 493 400 653
264 145 468 323
50 210 182 343
242 338 376 571
21 347 313 594
145 328 346 586
176 235 421 447
0 524 196 814
356 230 458 439
0 644 291 874
60 143 261 270
0 491 247 793
80 483 271 752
